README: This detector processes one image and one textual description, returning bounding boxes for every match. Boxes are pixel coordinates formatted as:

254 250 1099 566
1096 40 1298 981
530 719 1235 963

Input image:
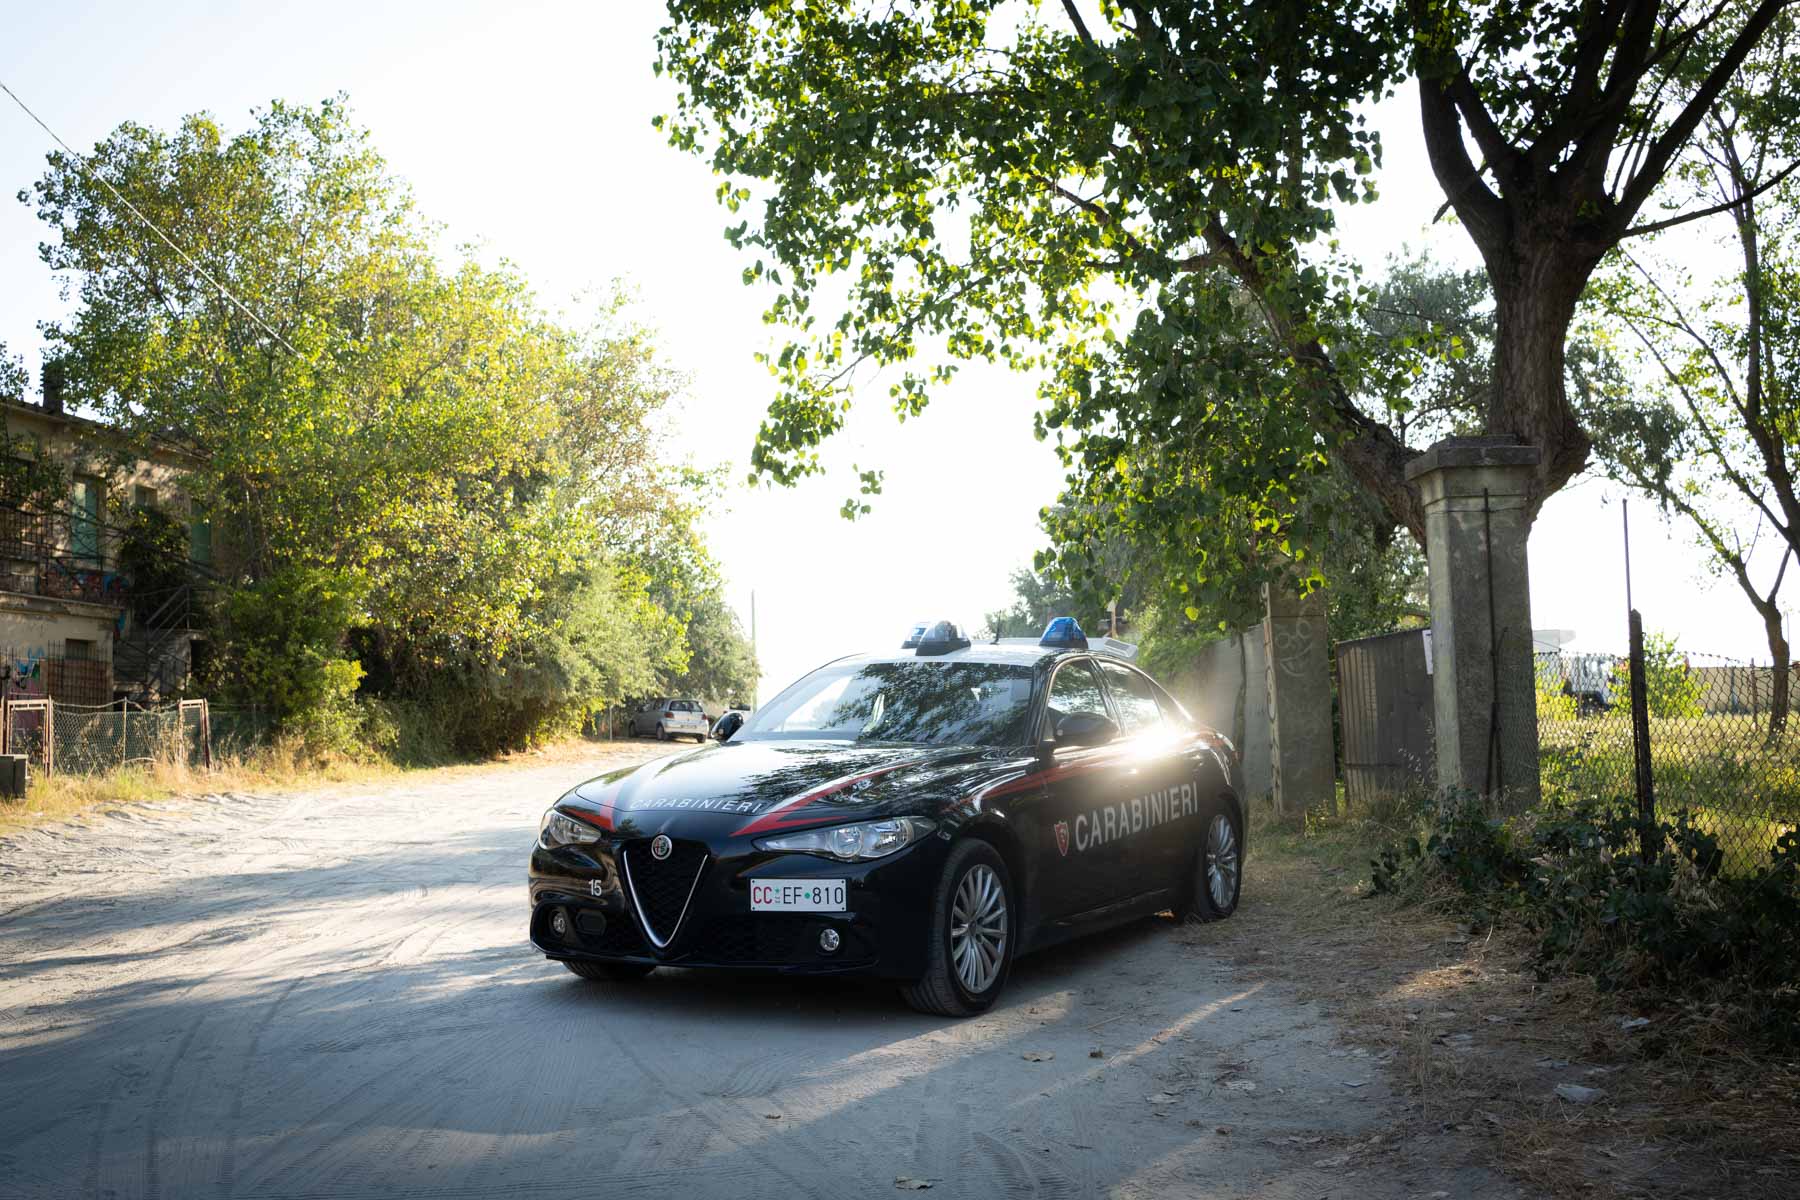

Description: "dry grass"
0 732 653 837
1194 806 1800 1199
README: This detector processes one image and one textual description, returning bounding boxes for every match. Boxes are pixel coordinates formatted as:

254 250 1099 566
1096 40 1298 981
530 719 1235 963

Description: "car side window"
1043 661 1109 738
1098 661 1164 735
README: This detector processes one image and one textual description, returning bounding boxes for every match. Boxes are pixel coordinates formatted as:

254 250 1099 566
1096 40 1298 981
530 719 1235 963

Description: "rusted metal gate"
1336 628 1435 807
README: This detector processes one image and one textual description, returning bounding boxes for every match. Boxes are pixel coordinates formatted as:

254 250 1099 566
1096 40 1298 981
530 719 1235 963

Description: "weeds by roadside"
1372 796 1800 1048
1199 800 1800 1199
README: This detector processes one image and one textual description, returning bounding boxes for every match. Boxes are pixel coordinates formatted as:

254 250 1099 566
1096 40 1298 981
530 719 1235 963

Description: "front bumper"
528 831 944 979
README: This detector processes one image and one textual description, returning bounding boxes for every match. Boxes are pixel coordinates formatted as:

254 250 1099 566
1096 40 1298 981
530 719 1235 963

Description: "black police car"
528 618 1243 1016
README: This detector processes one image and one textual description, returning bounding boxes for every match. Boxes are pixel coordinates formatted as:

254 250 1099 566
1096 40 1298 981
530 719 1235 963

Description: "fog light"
819 928 841 953
550 908 569 938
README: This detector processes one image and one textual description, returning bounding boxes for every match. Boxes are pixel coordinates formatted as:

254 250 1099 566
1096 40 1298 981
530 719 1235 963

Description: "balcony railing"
0 499 129 607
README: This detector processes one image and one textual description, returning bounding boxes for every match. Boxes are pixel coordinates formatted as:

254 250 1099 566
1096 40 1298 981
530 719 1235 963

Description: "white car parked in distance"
630 698 710 742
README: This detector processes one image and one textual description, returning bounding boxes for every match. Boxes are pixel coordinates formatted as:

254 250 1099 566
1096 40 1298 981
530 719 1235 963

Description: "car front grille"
680 915 805 964
622 841 708 946
574 909 649 957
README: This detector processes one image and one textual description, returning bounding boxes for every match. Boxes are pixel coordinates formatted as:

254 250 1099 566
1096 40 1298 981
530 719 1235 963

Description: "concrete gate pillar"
1404 437 1542 809
1261 579 1335 817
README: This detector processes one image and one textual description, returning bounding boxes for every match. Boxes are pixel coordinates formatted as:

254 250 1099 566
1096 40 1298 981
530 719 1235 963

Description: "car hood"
557 739 1025 842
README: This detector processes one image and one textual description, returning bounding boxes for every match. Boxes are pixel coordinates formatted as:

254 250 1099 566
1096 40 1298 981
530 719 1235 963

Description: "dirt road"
0 747 1516 1199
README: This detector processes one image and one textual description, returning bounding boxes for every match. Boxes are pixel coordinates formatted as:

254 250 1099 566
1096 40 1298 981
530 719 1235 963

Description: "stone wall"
1160 632 1273 803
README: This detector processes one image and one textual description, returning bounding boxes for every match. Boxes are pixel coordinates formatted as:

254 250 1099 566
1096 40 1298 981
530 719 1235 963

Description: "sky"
0 0 1787 698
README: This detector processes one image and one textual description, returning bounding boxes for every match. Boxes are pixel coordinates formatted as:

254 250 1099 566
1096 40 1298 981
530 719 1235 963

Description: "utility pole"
750 589 758 708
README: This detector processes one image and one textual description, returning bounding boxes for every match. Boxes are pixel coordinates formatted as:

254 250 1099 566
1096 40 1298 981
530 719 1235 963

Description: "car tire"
1179 799 1242 921
656 724 668 741
901 839 1014 1018
564 959 656 982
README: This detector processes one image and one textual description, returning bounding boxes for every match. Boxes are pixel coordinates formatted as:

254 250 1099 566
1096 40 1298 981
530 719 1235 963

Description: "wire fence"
1535 648 1800 871
2 698 272 777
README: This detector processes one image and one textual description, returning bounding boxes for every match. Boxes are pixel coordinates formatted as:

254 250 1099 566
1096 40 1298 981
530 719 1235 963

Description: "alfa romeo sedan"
528 618 1244 1016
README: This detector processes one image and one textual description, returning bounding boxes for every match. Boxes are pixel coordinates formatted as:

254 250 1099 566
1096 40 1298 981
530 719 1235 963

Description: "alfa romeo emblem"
651 834 673 861
1054 821 1071 858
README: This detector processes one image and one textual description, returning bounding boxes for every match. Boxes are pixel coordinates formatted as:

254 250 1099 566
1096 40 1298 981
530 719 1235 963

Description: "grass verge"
1190 803 1800 1199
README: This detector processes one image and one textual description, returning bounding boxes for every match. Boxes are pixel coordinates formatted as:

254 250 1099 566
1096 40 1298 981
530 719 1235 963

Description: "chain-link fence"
1535 648 1800 870
2 699 271 777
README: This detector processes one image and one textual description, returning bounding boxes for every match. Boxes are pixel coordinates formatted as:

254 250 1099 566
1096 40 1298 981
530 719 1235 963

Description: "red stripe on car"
732 762 916 837
561 802 614 832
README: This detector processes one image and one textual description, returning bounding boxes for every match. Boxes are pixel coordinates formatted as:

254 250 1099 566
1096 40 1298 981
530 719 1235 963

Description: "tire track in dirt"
219 977 299 1199
141 1013 205 1200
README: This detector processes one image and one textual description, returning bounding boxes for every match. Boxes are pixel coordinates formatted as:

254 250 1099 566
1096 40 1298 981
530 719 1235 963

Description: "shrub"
1613 631 1704 719
209 567 367 755
1372 798 1800 1043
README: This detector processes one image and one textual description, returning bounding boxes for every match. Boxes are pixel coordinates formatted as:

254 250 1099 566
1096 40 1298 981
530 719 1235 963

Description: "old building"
1 374 211 706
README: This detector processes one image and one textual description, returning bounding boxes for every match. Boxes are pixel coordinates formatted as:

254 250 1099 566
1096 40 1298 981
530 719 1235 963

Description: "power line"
0 77 300 357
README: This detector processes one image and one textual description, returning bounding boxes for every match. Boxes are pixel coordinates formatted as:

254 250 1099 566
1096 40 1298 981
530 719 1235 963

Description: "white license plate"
750 879 848 912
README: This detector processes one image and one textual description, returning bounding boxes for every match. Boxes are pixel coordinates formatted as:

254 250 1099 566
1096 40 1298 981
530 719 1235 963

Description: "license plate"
749 879 847 912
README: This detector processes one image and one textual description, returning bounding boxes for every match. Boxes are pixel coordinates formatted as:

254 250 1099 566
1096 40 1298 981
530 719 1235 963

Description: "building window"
65 638 94 661
71 475 101 564
134 484 158 508
189 504 213 566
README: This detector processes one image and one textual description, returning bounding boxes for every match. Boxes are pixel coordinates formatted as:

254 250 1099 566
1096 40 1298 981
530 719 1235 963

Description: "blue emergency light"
1040 616 1088 650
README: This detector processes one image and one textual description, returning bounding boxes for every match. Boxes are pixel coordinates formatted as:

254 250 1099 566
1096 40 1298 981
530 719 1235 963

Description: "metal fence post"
1628 610 1656 863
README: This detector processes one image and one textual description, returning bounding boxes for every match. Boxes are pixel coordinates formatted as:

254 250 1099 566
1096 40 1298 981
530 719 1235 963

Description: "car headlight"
538 807 601 850
755 817 935 861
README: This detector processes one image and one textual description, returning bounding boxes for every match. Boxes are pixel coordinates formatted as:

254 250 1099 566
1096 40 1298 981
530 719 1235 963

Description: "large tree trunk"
1489 241 1595 517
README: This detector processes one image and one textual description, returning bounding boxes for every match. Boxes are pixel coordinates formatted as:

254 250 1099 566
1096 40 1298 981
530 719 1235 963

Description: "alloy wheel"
1206 812 1240 912
950 863 1008 994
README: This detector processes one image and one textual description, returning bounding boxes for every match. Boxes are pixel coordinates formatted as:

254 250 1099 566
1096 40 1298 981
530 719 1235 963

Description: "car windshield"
739 660 1036 746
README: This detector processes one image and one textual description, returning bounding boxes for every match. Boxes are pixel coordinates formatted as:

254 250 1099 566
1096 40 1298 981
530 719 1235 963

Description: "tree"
25 99 715 747
1585 12 1800 737
662 591 760 704
983 565 1083 641
631 485 761 704
656 1 1796 565
0 341 25 404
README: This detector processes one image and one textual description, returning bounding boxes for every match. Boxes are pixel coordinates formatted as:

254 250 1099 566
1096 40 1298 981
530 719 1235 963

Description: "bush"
209 567 367 755
1614 631 1704 719
1536 676 1579 721
1371 798 1800 1043
1370 793 1534 925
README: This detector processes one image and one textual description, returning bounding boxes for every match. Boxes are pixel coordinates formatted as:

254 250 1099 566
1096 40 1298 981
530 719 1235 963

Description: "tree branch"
1060 0 1095 46
1621 156 1800 237
1200 216 1425 541
1415 72 1508 262
1615 0 1797 229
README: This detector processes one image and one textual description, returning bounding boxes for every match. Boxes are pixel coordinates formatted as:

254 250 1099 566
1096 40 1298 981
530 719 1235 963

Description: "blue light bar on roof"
1040 616 1088 650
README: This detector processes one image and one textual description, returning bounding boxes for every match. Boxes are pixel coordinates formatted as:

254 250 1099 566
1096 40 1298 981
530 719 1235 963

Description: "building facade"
1 386 210 706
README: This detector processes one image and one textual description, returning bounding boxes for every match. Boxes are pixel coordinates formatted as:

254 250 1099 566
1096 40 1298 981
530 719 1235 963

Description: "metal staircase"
113 584 200 703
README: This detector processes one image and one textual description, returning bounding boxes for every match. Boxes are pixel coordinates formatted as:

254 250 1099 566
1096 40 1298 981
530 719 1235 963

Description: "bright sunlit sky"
1 1 1789 697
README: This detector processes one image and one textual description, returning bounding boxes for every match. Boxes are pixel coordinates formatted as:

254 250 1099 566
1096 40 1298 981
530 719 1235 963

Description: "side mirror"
712 711 745 742
1054 711 1118 749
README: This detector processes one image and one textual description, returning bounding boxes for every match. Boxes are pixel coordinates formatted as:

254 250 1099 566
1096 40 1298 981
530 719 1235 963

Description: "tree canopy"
24 98 754 749
657 0 1797 617
1583 15 1800 735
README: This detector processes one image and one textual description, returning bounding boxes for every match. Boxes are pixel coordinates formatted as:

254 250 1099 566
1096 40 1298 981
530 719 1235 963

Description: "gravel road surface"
0 746 1517 1199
